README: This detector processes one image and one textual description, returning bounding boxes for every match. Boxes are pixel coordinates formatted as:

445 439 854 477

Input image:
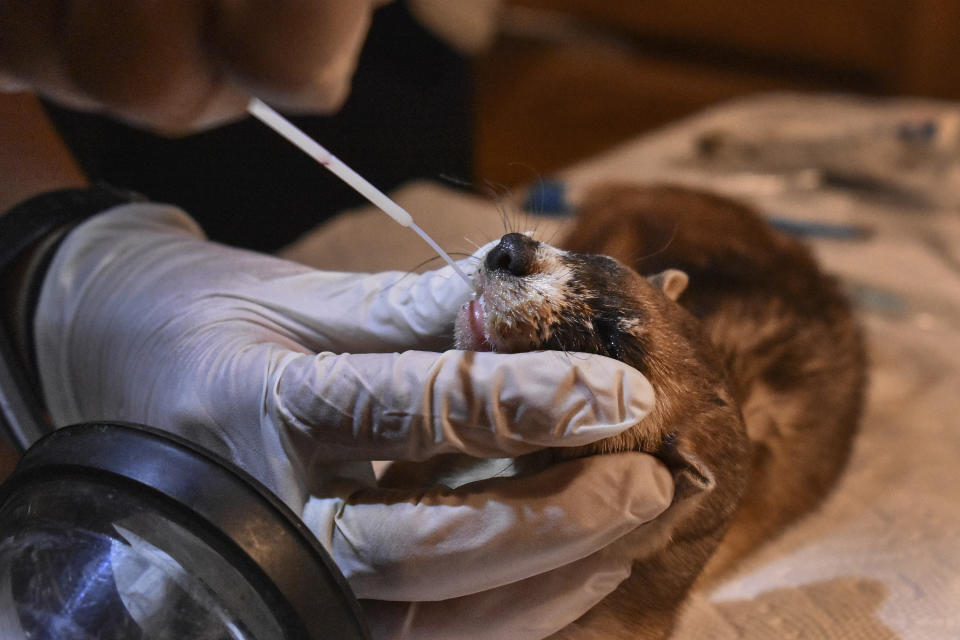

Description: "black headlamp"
0 422 369 640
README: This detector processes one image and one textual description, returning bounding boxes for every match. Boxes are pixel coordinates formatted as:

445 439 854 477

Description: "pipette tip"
247 98 473 289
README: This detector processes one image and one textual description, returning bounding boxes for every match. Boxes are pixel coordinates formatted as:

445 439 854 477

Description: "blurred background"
473 0 960 186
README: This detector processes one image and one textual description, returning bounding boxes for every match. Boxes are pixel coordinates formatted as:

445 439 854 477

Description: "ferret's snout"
485 233 538 277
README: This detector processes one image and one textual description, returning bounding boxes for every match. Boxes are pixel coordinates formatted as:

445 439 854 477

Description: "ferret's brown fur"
548 184 866 638
385 184 867 638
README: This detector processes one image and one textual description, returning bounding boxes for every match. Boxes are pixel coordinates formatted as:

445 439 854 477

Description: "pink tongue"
468 299 492 351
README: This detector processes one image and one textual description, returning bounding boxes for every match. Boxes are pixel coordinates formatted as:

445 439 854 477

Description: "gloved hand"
34 203 674 639
0 1 380 131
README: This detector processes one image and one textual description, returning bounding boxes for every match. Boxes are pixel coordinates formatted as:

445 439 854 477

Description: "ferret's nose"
485 233 538 277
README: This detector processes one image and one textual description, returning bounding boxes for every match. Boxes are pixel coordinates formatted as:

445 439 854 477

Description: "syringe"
247 98 473 287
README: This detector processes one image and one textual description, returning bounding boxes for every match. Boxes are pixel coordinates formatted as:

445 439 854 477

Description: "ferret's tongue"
467 299 492 352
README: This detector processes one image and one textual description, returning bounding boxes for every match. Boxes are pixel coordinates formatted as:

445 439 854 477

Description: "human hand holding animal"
32 202 675 638
0 1 382 132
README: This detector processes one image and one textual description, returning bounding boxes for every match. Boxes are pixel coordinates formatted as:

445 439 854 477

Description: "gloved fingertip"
623 456 675 520
593 354 657 419
565 453 674 524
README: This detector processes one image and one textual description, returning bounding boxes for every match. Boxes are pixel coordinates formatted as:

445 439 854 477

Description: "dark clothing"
43 2 473 252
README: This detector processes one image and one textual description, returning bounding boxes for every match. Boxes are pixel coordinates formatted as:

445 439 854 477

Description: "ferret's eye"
594 315 623 360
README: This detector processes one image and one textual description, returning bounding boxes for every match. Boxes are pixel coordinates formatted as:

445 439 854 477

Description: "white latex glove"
34 203 673 639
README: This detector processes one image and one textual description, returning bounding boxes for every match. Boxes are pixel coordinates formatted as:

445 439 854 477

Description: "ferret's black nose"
485 233 538 277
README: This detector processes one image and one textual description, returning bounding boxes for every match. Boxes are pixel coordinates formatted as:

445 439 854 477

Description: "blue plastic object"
524 179 573 216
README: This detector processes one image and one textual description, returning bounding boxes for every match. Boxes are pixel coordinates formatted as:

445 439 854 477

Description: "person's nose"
484 233 539 277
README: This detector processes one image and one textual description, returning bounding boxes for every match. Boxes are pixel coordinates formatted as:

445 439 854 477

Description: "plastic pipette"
247 98 473 287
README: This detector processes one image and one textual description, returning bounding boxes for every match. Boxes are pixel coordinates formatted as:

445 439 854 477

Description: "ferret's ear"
648 269 689 301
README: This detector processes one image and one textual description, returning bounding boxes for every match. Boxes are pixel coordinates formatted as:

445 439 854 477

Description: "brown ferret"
384 184 867 639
